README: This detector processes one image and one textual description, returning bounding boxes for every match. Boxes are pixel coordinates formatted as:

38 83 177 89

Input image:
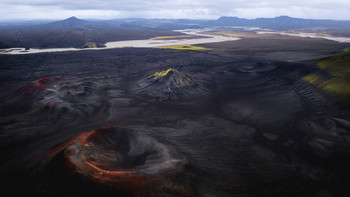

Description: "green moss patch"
303 49 350 99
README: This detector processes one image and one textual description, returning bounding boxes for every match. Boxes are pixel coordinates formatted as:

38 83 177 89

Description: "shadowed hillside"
303 49 350 101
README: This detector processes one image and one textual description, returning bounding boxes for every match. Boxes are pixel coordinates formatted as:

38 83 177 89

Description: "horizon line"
1 15 350 23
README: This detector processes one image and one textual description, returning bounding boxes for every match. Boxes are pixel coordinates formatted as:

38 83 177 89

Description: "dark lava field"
1 35 350 197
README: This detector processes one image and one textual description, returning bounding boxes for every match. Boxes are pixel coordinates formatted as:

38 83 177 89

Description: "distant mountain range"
1 16 350 49
216 16 350 30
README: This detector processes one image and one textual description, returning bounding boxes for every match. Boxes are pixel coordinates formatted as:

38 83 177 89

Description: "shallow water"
0 29 240 55
257 31 350 43
2 27 350 55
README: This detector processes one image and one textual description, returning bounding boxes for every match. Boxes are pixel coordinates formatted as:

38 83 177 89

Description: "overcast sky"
1 0 350 21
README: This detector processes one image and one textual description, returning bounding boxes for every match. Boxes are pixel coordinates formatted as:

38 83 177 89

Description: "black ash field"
1 27 350 197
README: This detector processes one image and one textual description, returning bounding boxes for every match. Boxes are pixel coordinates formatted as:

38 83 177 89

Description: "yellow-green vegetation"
302 74 322 84
218 32 257 38
302 49 350 98
322 79 350 96
150 68 192 87
85 42 97 48
317 49 350 78
152 68 175 80
156 44 211 50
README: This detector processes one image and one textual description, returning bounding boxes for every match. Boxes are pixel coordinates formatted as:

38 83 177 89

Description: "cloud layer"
1 0 350 21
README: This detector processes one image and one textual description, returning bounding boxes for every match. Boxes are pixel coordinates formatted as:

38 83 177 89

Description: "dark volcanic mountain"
45 16 90 28
0 17 180 49
135 68 208 102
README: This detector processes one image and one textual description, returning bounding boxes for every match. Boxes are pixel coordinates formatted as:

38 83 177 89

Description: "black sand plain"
1 34 350 197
